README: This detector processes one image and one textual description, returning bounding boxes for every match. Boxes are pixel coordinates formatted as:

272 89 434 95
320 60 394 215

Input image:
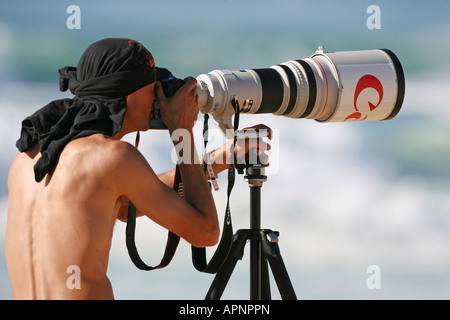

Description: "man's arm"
113 141 219 247
114 78 220 247
159 77 220 246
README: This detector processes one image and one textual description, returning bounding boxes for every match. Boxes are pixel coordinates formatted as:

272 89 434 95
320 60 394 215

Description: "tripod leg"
261 258 271 300
205 229 249 300
250 229 261 300
261 230 297 300
249 232 272 300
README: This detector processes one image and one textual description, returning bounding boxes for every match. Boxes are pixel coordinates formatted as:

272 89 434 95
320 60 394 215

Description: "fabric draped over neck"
16 38 156 182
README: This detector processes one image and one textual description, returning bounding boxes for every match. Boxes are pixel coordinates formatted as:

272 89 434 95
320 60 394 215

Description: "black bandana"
16 38 156 182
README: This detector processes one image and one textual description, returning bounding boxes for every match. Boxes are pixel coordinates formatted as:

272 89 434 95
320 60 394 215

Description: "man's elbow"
204 223 221 247
192 219 220 248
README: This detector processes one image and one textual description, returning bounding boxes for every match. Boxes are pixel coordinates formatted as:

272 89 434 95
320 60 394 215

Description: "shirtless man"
6 38 269 299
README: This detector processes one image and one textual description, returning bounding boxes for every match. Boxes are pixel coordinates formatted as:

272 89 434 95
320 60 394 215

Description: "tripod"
205 162 297 300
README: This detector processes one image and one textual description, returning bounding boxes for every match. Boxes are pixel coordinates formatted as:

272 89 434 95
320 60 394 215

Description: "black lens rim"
278 64 298 116
379 49 405 121
252 68 284 114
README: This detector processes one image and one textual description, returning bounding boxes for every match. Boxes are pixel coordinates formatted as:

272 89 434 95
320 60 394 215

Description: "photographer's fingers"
155 78 196 104
236 139 271 157
174 78 198 109
228 138 269 168
155 81 167 102
180 77 198 96
159 77 199 132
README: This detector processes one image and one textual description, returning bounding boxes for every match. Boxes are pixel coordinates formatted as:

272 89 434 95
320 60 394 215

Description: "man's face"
126 82 157 131
146 82 157 121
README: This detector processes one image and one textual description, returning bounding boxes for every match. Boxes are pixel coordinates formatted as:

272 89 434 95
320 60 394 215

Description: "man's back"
6 38 226 300
6 134 124 299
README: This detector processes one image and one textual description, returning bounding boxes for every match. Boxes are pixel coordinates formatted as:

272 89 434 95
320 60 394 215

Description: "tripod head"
244 164 267 188
234 128 269 187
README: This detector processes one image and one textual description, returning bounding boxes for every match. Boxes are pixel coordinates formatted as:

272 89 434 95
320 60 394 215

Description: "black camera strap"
125 132 181 271
126 201 180 271
191 98 241 274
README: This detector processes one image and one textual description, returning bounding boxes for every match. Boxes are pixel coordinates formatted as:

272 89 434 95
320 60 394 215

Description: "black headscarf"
16 38 156 182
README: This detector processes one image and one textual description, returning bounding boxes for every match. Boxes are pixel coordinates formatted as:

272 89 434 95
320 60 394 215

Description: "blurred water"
1 0 450 300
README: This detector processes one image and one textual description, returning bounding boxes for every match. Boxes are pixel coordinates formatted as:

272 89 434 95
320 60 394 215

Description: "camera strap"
191 97 241 274
126 201 181 271
125 132 181 271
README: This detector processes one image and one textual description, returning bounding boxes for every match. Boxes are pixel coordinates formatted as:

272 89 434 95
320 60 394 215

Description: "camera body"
149 67 186 129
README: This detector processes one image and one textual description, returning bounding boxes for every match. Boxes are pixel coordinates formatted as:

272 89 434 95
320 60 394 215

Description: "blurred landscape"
1 0 450 299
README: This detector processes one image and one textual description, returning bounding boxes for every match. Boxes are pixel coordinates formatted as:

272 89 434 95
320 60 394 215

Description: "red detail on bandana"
128 39 155 68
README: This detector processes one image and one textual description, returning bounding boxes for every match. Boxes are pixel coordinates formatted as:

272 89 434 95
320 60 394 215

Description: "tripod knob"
266 231 279 243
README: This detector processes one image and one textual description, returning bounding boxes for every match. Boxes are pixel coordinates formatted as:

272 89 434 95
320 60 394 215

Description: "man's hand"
155 77 199 133
233 124 272 167
206 124 273 178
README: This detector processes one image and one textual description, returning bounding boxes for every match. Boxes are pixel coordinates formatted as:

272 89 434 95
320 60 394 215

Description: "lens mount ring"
278 62 307 118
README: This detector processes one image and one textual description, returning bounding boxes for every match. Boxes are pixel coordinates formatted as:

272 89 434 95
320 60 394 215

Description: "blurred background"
1 0 450 299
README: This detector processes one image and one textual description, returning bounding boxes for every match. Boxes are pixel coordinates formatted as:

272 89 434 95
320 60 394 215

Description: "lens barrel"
196 47 405 131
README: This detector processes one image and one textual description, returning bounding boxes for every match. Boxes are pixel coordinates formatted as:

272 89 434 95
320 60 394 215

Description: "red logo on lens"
345 75 383 121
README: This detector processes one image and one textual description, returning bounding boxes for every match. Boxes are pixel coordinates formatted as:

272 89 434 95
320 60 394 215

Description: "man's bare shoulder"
58 133 159 198
58 134 143 178
64 134 136 159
